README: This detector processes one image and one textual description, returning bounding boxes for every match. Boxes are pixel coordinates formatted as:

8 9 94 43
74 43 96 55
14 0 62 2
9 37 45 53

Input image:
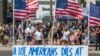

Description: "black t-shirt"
43 30 49 38
4 29 9 36
96 33 100 39
57 29 62 37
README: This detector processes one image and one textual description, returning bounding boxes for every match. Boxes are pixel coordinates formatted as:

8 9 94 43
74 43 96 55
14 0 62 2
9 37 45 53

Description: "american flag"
26 0 39 18
14 0 39 20
56 0 83 20
89 3 100 26
15 0 28 20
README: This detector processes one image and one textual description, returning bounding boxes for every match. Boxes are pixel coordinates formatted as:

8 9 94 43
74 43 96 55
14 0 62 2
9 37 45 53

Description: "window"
96 1 100 6
80 0 86 7
83 2 86 7
80 0 85 3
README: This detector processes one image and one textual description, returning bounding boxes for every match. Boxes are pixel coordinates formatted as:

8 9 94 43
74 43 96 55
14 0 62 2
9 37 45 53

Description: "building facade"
96 0 100 6
36 0 55 19
80 0 100 7
0 0 4 24
0 0 10 24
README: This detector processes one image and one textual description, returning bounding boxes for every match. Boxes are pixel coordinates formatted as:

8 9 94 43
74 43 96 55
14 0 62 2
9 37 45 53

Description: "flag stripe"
89 22 99 25
56 9 83 16
68 2 80 8
89 17 100 26
90 17 100 22
28 2 39 6
56 11 83 19
64 9 83 15
67 7 82 12
14 14 27 16
89 20 100 25
27 0 38 5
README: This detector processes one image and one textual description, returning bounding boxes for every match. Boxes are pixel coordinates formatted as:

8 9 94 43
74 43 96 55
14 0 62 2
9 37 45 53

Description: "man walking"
95 27 100 50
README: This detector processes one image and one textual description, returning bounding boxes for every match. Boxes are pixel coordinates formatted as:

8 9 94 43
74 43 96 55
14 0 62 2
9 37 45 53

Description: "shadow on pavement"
0 50 11 56
89 53 100 56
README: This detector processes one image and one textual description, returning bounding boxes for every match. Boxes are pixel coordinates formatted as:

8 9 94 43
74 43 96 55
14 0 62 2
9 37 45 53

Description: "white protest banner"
12 45 88 56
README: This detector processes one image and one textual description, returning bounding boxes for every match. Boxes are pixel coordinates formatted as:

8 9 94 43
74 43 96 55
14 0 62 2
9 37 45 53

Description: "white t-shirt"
62 30 70 40
18 24 22 34
30 26 36 32
25 27 32 36
34 31 42 40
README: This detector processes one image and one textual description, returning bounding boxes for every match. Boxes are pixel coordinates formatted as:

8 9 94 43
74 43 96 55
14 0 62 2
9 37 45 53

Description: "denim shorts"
27 36 32 41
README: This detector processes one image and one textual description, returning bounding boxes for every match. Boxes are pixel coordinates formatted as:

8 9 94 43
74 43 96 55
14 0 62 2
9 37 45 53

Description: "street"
89 51 100 56
0 50 11 56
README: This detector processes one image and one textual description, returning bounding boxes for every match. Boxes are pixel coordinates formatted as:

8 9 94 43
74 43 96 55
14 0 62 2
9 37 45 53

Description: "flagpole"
50 0 53 45
87 12 90 45
87 1 91 46
21 20 24 45
87 1 91 56
12 0 15 45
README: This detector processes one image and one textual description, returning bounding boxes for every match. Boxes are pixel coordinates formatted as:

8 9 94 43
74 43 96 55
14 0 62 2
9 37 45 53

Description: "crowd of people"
0 22 86 45
0 21 100 50
0 22 52 45
52 22 88 45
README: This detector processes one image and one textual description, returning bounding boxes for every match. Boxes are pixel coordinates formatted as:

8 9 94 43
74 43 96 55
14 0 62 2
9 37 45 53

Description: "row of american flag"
15 0 100 26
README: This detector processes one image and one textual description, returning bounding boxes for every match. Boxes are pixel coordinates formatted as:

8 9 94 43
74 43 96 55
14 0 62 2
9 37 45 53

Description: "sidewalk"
89 46 100 53
0 45 12 51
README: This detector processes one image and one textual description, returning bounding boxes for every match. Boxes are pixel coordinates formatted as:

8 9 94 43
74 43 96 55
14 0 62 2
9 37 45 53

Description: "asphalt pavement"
0 50 11 56
89 51 100 56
